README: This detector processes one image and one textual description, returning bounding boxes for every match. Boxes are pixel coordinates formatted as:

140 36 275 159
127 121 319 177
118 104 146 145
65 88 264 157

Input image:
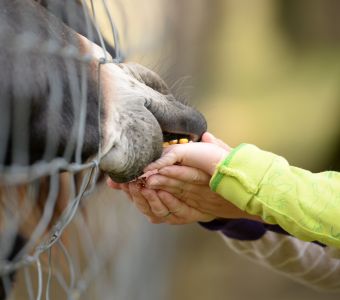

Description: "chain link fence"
0 0 213 299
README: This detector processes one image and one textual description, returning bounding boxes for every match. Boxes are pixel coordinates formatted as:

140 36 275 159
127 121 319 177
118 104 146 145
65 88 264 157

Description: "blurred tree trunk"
278 0 340 47
164 0 225 102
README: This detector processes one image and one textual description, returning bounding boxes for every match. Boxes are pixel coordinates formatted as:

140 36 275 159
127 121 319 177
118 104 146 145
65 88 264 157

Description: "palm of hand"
146 171 247 221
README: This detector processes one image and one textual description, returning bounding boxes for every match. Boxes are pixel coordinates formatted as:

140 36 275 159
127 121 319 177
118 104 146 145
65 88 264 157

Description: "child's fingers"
144 142 228 176
201 132 231 151
143 147 182 172
158 165 210 184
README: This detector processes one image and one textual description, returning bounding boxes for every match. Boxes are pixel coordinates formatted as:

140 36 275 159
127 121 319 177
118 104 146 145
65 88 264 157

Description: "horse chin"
99 107 163 183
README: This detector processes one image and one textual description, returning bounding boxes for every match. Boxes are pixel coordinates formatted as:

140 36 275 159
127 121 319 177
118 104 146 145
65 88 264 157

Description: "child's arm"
142 132 340 247
209 143 340 248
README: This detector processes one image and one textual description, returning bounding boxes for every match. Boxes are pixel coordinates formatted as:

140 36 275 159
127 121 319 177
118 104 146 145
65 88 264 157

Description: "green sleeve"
210 144 340 247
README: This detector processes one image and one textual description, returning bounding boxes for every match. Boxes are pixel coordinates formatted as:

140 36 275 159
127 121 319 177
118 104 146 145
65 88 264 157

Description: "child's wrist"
206 149 229 175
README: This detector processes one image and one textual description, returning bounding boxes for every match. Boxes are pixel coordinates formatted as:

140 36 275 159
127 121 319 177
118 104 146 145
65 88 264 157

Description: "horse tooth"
179 138 189 144
163 142 170 147
169 140 178 145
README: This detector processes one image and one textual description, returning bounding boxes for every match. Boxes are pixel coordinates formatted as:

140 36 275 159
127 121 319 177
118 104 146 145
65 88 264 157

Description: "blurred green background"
198 0 340 173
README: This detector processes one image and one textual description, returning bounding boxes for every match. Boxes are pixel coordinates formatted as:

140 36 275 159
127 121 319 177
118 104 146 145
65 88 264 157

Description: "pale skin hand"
144 132 229 176
107 132 262 224
107 179 214 224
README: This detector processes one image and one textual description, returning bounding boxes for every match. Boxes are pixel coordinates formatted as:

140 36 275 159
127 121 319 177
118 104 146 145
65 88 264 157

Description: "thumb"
202 132 231 151
144 148 180 173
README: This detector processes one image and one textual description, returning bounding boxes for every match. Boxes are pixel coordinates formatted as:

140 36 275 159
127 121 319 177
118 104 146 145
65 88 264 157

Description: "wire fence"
0 0 213 298
0 1 173 299
0 0 116 297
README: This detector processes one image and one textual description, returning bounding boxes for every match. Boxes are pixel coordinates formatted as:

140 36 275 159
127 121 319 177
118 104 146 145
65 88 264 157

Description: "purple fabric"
199 219 325 247
199 219 267 241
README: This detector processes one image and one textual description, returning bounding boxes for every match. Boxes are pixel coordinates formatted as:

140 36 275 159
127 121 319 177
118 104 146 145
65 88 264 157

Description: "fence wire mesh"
0 0 212 299
0 0 121 298
0 1 169 299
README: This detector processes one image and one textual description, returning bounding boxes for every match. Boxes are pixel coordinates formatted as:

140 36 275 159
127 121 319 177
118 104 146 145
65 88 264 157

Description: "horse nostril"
144 98 152 110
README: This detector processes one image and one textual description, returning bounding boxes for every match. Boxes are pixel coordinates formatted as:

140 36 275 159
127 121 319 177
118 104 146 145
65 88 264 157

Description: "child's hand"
144 165 257 220
107 166 261 223
107 132 261 224
144 132 230 176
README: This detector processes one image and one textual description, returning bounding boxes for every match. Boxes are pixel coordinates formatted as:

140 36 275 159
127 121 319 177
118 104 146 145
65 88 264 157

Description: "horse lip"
158 109 207 143
143 100 206 144
161 131 201 142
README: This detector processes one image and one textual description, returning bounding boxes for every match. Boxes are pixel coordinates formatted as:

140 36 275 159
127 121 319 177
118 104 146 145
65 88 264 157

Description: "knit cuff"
210 144 275 211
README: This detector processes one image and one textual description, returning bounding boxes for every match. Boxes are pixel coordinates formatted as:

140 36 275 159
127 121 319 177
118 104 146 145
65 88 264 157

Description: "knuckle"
140 207 150 215
191 171 202 184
